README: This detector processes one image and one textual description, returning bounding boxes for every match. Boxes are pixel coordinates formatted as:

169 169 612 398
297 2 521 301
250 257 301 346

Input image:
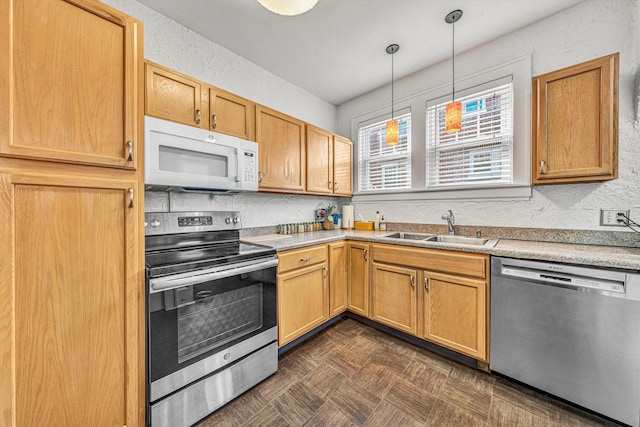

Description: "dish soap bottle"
374 211 380 230
380 215 387 231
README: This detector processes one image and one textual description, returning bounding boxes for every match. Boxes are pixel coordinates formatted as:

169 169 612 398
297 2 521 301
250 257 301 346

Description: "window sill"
351 184 532 202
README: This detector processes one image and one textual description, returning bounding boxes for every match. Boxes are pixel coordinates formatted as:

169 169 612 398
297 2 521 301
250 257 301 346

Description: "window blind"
358 112 411 192
426 83 513 188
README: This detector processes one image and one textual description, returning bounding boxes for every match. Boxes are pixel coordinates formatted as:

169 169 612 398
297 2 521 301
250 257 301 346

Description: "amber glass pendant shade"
386 119 399 146
445 101 462 133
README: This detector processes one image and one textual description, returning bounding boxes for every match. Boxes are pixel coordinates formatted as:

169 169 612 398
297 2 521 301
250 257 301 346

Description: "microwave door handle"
149 258 279 293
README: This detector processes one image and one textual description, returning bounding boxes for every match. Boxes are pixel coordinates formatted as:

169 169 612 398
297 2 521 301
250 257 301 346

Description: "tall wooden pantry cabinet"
0 0 145 426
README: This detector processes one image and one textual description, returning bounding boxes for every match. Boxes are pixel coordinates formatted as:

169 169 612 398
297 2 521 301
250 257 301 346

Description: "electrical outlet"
600 209 630 226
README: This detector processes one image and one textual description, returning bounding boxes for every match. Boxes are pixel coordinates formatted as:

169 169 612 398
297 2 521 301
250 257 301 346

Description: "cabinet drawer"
278 244 327 273
372 243 487 279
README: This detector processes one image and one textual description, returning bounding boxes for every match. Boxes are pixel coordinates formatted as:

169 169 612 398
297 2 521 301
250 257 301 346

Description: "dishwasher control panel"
502 266 625 293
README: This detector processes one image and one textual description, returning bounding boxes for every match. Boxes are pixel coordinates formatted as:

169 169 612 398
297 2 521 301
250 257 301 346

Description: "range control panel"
145 211 241 236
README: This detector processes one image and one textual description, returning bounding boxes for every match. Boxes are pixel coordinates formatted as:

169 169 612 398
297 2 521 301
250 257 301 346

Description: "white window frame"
351 55 531 202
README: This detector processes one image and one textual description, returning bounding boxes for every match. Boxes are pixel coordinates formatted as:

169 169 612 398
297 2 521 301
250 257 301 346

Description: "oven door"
147 256 277 403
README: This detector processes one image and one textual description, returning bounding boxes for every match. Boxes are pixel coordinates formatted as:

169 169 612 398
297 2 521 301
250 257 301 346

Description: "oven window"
177 283 263 363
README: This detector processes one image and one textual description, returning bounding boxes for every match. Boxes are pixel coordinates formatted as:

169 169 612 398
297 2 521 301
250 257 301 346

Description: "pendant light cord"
452 19 455 102
391 50 394 121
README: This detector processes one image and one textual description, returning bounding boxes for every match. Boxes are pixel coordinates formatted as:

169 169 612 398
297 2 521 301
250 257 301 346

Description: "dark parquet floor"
198 318 618 426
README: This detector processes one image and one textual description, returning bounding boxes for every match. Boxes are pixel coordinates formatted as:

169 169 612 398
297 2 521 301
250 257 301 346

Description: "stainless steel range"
145 211 278 427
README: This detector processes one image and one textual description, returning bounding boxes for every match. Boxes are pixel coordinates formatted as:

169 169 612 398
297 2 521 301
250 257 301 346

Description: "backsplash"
145 191 350 228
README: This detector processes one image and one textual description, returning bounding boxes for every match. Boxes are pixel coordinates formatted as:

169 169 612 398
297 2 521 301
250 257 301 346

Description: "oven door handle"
149 258 279 293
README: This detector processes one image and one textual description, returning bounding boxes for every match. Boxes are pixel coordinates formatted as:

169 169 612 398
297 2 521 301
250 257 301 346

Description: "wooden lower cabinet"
347 242 370 317
371 262 417 335
0 172 143 426
420 271 487 361
329 241 347 316
277 245 328 346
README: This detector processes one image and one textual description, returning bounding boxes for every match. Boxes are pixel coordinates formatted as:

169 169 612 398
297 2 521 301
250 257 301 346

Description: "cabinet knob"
195 109 201 124
540 159 546 174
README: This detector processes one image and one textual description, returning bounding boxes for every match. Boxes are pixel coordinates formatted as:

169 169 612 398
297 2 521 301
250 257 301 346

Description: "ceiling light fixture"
445 9 463 134
386 43 400 146
257 0 319 16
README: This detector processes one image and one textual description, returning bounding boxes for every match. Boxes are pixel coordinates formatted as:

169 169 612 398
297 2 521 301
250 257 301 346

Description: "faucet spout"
441 210 455 235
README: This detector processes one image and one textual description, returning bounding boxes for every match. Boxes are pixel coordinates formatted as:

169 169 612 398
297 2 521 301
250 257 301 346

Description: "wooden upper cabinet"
145 61 207 129
306 125 334 194
333 135 353 196
209 87 254 140
0 0 142 170
255 105 306 193
532 53 619 184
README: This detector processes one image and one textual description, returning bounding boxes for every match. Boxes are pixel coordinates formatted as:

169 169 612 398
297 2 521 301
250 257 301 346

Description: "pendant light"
386 43 400 146
445 10 463 134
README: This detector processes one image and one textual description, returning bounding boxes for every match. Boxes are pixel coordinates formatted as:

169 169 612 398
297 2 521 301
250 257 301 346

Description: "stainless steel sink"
381 232 433 240
381 232 498 247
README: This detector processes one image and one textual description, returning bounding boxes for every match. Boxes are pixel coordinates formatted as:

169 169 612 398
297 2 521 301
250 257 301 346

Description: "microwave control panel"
243 151 257 183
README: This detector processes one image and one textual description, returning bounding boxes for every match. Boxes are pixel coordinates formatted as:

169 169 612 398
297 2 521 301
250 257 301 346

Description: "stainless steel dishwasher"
491 257 640 427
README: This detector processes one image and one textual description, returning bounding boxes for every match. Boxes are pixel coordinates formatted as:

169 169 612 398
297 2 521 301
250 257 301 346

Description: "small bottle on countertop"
380 215 387 231
374 211 380 230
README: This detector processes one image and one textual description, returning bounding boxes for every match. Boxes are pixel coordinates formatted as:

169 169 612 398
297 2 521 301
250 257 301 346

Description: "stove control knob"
150 219 161 228
232 217 239 224
225 217 231 224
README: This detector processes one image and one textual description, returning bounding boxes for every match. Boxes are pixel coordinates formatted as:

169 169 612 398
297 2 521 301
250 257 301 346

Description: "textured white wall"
337 0 640 231
104 0 342 226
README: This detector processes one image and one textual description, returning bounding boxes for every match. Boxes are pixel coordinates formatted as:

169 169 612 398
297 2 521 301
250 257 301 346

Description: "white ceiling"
137 0 584 105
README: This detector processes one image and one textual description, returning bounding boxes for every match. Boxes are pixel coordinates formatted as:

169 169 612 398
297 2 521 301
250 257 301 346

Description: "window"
426 82 513 188
357 112 411 192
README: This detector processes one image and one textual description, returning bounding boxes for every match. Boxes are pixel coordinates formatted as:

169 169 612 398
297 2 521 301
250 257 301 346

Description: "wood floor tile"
384 376 438 423
402 359 447 395
351 362 399 399
363 400 425 427
278 349 319 377
329 379 382 425
253 366 300 402
488 396 548 427
492 377 552 420
241 404 291 427
303 364 346 399
428 398 488 427
368 345 412 376
438 377 492 422
448 363 495 394
411 347 456 375
326 345 371 379
303 400 358 427
271 382 324 426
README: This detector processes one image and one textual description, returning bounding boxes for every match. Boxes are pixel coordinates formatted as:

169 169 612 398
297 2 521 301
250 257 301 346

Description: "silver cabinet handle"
212 114 217 129
410 275 415 288
334 182 339 190
300 257 311 263
195 109 201 124
323 266 328 278
258 171 263 183
424 277 429 291
328 181 332 189
363 248 368 260
540 159 546 174
128 188 134 208
126 141 133 162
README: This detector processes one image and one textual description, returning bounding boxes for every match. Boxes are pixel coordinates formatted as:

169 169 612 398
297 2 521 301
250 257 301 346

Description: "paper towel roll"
342 205 354 229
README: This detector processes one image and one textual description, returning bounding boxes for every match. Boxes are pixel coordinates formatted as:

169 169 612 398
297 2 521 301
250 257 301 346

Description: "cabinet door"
277 263 328 346
0 173 143 427
420 271 487 361
532 53 618 184
371 263 418 335
329 241 347 317
255 105 306 193
209 87 254 140
0 0 141 170
347 243 370 317
306 125 333 194
333 135 353 196
145 62 207 129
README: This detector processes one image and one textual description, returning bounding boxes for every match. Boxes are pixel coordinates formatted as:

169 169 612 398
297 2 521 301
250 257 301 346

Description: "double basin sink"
381 231 498 248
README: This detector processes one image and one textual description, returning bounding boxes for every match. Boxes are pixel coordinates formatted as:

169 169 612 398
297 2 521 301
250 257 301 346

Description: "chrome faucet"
442 210 455 235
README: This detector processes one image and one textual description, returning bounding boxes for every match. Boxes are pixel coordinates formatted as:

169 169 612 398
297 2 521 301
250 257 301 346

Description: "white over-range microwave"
144 116 259 193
